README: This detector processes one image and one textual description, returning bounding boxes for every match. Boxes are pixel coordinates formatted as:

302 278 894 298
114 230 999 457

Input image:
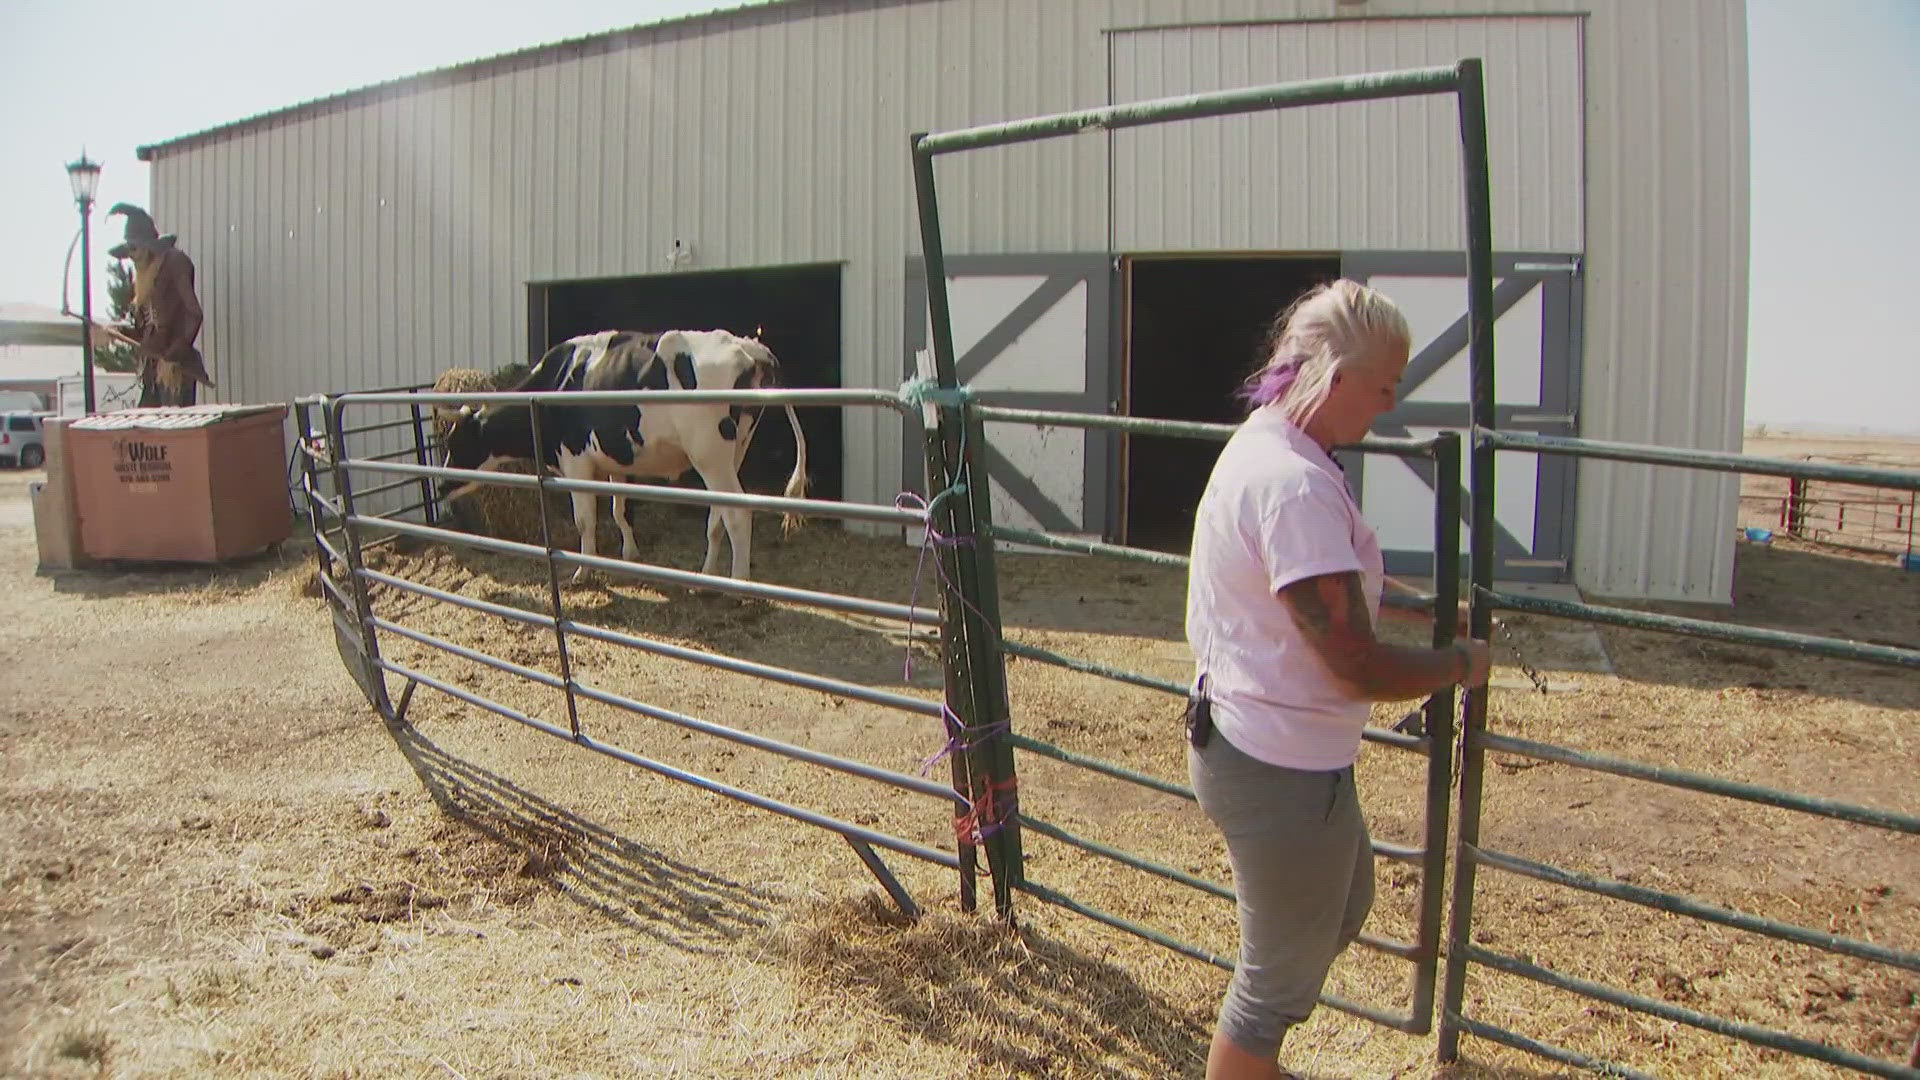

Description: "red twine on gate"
952 777 1019 847
895 481 1017 849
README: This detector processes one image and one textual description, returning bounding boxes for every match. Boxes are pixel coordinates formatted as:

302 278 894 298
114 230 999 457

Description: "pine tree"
94 260 139 373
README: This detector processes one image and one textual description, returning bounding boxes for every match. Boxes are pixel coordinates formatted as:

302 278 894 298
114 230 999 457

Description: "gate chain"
1499 617 1552 695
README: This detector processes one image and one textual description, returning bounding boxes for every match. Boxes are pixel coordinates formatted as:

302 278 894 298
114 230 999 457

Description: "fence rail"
1447 350 1920 1080
1739 481 1918 558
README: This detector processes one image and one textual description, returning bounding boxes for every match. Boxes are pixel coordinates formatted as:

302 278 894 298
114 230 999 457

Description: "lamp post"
67 154 102 415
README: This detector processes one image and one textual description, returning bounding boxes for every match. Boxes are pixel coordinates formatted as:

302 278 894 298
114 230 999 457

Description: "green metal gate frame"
908 61 1487 1035
950 409 1463 1033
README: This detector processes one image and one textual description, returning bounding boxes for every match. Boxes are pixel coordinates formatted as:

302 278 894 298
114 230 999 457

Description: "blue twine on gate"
897 377 976 414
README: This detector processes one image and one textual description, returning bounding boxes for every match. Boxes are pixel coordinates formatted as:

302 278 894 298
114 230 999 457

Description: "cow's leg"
690 460 751 580
704 504 727 574
611 491 643 561
701 425 746 564
558 456 601 584
703 412 765 575
567 491 600 583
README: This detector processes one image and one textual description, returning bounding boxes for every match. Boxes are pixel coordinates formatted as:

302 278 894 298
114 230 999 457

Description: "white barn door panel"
1341 252 1583 581
903 256 1114 540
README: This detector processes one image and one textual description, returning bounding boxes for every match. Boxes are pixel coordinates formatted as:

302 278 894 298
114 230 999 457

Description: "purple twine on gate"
893 488 996 684
894 484 1015 824
917 705 1012 777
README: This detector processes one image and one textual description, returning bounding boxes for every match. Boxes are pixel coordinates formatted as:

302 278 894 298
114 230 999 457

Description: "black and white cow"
438 328 808 581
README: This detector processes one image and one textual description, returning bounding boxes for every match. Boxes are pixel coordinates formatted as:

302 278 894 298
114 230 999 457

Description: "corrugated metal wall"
1574 0 1749 602
1110 16 1584 253
151 0 1112 524
147 0 1748 601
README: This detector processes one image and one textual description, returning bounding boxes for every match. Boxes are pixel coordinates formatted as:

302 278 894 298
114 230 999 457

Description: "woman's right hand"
1457 640 1493 687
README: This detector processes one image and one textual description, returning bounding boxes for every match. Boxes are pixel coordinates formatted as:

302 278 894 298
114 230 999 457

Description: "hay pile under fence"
470 459 583 549
461 460 685 557
760 893 1212 1075
427 366 590 546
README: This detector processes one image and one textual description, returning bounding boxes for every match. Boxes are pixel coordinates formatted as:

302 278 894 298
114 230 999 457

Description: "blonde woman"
1184 280 1491 1080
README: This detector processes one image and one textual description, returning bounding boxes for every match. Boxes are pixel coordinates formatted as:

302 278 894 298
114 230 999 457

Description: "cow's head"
436 405 504 504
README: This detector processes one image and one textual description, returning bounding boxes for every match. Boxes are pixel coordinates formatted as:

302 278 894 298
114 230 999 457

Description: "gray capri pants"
1188 730 1375 1058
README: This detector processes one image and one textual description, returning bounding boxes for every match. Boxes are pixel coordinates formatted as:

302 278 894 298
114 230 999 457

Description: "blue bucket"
1902 553 1920 573
1743 527 1773 544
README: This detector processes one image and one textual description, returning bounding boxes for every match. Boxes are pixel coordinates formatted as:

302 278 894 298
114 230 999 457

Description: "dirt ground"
2 443 1916 1079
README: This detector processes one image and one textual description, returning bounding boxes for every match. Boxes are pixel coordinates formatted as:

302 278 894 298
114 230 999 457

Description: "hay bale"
470 459 574 547
465 461 632 554
432 367 494 395
429 368 495 437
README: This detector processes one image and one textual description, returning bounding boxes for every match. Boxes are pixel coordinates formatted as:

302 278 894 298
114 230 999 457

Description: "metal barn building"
138 0 1749 602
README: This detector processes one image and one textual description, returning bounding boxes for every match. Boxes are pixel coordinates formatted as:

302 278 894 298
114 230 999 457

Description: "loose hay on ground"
7 453 1918 1078
760 893 1212 1077
348 521 1918 1077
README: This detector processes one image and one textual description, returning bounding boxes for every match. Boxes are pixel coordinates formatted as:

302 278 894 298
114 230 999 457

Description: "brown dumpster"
67 404 292 564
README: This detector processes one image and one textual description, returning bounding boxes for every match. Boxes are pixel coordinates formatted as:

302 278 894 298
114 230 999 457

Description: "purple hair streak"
1237 356 1301 411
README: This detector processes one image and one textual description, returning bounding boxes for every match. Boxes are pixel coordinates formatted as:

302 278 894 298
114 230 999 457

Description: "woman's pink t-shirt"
1185 406 1385 770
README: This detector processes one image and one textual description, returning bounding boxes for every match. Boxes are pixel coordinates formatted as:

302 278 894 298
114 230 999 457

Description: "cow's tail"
779 403 809 537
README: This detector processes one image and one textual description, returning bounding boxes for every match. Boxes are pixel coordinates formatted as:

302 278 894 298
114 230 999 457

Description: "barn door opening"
1120 254 1341 552
902 255 1114 541
531 263 844 500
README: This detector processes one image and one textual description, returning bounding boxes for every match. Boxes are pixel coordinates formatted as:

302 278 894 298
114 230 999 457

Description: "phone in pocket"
1185 675 1213 749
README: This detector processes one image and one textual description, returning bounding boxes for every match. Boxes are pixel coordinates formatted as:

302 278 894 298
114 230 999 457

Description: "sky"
1743 0 1919 434
1 0 1914 434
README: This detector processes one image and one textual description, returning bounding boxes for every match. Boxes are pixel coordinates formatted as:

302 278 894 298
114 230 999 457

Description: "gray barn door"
1340 253 1583 581
903 256 1114 539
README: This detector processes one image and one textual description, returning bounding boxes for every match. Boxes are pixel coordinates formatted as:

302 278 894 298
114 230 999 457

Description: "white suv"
0 412 47 469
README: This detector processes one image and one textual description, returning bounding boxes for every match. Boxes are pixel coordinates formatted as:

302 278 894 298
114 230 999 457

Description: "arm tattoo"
1282 573 1374 648
1282 572 1454 701
1339 573 1374 637
1286 577 1337 637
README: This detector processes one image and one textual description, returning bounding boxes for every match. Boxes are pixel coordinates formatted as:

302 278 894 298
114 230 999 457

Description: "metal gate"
906 63 1485 1035
1442 433 1920 1079
294 382 1023 919
950 407 1465 1034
